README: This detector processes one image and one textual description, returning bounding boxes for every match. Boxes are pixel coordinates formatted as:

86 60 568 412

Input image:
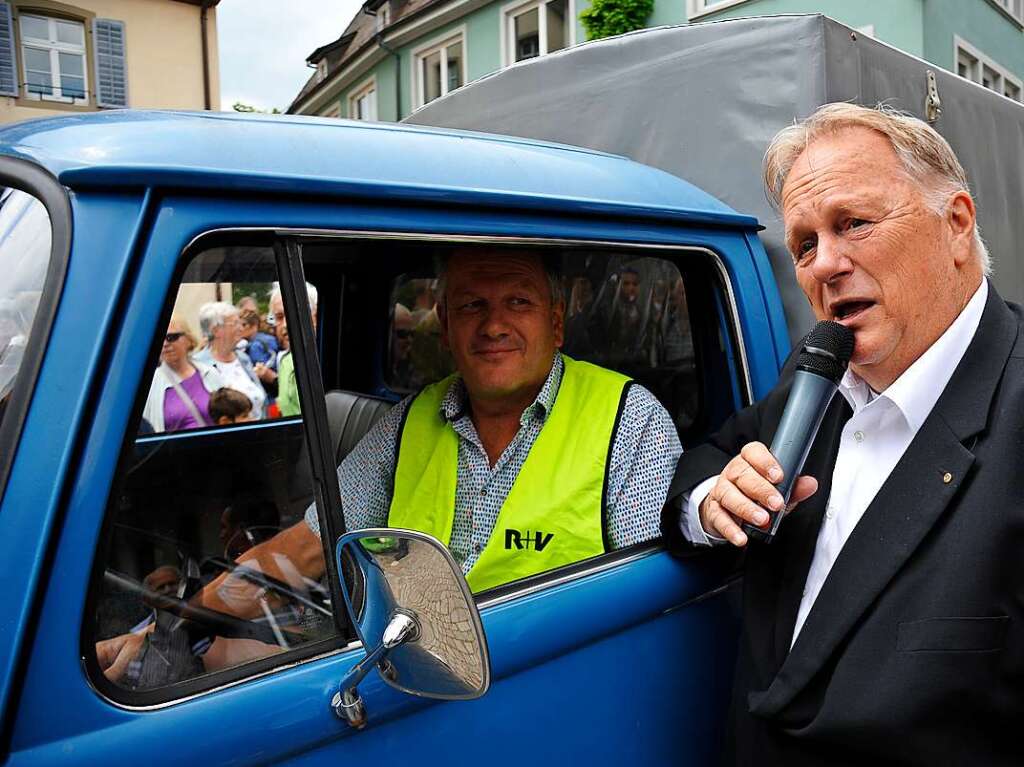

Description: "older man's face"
783 127 974 389
441 253 564 407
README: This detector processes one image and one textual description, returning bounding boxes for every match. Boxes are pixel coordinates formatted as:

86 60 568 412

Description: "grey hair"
763 102 991 275
268 281 319 312
198 301 238 340
434 250 564 311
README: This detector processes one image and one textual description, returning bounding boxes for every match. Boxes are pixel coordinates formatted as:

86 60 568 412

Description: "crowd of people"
141 283 317 434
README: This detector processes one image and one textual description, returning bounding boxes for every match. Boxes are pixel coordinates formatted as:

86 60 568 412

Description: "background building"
288 0 1024 120
0 0 219 124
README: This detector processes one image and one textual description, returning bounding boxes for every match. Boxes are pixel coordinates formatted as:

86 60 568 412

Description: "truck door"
7 209 762 765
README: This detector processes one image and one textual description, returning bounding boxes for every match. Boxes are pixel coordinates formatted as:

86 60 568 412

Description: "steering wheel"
104 569 284 645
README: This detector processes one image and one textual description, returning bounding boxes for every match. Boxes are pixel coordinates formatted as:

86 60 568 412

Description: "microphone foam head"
797 320 855 383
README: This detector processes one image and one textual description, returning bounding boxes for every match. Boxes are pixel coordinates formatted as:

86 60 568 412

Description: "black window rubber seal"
0 156 72 508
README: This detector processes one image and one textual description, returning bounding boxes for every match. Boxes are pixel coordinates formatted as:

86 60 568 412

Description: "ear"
552 299 565 349
946 191 977 267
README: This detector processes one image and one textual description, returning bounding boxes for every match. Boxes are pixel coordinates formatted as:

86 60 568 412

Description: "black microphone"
742 320 855 544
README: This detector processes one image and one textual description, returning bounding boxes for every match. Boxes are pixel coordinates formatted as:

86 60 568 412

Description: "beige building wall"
0 0 218 123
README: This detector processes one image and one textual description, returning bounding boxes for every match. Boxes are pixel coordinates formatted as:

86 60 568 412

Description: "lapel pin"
942 472 953 484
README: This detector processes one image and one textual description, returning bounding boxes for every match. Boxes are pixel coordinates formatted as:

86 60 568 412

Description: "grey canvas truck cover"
408 13 1024 342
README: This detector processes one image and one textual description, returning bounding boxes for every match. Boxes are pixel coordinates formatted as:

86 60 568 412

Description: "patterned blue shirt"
306 354 681 573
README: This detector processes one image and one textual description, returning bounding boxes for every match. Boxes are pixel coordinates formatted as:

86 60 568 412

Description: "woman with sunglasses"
142 316 225 432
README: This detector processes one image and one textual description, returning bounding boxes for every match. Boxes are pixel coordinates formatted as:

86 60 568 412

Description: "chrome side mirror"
332 528 490 728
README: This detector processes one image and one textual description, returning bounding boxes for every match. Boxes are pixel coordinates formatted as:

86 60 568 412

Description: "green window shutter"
0 3 17 97
92 18 127 108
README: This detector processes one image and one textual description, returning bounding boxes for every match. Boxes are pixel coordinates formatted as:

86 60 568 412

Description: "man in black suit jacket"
664 103 1022 765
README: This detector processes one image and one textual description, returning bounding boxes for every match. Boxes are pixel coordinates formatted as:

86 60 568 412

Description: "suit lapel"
749 284 1019 719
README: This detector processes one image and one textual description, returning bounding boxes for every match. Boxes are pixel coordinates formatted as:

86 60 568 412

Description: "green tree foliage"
232 101 282 114
579 0 654 40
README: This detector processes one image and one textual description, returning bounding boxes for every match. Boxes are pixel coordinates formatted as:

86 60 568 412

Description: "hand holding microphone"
699 321 855 547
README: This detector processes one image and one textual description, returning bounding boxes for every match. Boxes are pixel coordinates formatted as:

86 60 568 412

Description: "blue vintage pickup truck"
0 110 789 765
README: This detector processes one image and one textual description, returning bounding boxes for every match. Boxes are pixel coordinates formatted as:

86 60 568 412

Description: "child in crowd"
238 309 278 367
209 388 255 426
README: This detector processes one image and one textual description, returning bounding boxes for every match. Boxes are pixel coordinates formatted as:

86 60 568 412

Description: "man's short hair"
762 102 990 274
198 301 238 340
209 387 252 422
434 248 564 310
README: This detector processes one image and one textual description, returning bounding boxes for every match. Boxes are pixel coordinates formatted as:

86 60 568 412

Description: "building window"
377 5 390 30
19 13 88 103
321 101 341 118
955 36 1022 102
316 59 327 83
413 32 464 108
503 0 568 65
989 0 1024 25
348 78 377 120
687 0 751 19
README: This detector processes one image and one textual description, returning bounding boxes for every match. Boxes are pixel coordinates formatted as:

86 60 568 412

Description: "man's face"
782 127 976 388
440 253 564 406
270 295 288 349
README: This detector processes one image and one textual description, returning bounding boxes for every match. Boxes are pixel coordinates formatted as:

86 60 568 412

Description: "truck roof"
0 110 758 229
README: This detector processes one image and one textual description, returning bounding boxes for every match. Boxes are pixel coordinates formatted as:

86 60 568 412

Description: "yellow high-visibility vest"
388 355 630 592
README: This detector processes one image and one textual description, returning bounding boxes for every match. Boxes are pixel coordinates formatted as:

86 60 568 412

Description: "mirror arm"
332 610 420 728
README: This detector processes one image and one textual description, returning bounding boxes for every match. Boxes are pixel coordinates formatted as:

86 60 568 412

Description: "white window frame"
953 35 1022 102
500 0 575 68
987 0 1024 26
377 5 390 30
19 13 89 104
411 28 466 109
316 59 328 83
686 0 751 21
348 76 377 120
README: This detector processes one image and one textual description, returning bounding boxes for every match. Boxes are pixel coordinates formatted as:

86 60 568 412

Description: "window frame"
347 76 377 120
0 156 72 508
987 0 1024 26
500 0 573 67
954 35 1023 102
411 28 466 109
19 11 89 104
686 0 751 21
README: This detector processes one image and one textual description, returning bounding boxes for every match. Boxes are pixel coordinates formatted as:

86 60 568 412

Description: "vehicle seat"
324 390 393 463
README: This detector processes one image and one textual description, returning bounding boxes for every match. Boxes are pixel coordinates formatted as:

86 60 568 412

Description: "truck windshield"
0 188 52 429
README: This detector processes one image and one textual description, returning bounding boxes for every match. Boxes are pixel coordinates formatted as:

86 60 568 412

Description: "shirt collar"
838 279 988 430
438 352 564 425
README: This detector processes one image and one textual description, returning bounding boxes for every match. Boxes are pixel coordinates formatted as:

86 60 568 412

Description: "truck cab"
0 110 788 765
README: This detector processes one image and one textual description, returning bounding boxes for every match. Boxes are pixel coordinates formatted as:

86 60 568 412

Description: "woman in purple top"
142 316 225 432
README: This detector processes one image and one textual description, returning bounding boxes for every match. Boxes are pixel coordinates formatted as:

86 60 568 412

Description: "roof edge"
57 165 761 230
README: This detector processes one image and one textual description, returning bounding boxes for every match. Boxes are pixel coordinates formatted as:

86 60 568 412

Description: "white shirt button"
854 430 865 442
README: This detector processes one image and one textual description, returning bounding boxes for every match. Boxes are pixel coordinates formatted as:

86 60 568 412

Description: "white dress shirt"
682 280 988 646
